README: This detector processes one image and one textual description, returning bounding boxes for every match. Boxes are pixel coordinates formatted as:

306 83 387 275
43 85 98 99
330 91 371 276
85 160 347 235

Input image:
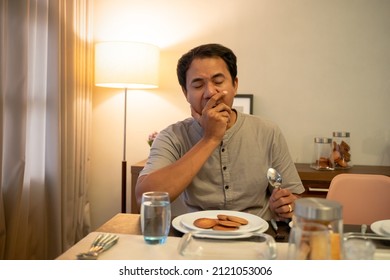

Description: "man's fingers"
205 90 228 110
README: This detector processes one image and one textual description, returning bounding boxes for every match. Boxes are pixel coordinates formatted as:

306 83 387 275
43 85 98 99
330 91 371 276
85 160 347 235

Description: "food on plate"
218 220 241 228
212 225 239 231
193 214 249 231
227 215 249 225
217 214 228 221
193 218 218 229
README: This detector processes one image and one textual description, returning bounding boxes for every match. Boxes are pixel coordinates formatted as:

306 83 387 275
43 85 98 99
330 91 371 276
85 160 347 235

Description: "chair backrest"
326 173 390 225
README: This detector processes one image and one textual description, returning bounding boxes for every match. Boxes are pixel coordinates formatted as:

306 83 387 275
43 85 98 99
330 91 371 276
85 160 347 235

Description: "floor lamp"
94 42 159 213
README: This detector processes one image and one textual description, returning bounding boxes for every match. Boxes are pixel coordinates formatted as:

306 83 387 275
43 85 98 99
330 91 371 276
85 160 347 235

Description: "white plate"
180 210 264 233
172 210 269 239
381 220 390 235
371 219 390 236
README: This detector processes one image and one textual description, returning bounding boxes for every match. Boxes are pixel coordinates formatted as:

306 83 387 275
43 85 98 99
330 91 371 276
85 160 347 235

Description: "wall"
90 0 390 230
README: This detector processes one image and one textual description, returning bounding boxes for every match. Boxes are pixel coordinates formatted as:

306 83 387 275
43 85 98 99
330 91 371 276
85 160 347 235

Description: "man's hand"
269 188 299 220
191 90 232 143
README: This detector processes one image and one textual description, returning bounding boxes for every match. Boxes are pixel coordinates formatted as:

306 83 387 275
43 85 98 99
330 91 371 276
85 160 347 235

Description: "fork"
77 233 119 260
270 219 285 241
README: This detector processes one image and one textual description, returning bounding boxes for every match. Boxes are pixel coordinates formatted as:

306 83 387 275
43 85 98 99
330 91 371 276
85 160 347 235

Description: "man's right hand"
191 90 232 143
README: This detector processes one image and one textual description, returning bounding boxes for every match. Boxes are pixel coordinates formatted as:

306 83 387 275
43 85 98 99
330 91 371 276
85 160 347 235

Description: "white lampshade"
95 41 159 89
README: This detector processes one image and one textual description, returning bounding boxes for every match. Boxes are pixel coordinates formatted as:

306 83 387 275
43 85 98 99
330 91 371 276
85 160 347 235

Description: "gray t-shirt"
140 111 304 220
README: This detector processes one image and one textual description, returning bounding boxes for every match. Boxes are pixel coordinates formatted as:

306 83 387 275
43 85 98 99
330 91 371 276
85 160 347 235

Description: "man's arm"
135 92 232 208
135 137 220 208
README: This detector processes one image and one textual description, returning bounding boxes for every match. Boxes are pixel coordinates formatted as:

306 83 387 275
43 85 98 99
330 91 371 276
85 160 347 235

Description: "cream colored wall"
90 0 390 230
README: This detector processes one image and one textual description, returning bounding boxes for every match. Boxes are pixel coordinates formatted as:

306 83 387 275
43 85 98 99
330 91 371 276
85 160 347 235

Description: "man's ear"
233 77 239 97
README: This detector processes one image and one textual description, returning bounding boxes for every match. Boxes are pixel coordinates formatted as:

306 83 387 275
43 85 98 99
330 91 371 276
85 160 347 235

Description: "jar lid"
294 198 343 221
333 132 350 137
314 137 332 143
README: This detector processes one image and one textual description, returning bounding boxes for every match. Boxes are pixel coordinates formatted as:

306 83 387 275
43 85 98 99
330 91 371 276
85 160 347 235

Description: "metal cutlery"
267 168 291 232
270 219 278 232
267 168 283 190
77 233 119 260
344 232 390 242
270 219 285 241
361 224 367 234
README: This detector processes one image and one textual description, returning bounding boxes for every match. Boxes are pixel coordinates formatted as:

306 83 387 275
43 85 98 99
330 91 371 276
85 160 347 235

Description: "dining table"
56 213 390 260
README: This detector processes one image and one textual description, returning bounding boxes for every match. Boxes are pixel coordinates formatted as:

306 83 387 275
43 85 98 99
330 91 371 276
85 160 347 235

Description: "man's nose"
205 82 217 97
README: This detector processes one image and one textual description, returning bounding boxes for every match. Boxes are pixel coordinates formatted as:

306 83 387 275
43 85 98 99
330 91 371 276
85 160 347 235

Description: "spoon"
267 168 283 190
267 168 292 226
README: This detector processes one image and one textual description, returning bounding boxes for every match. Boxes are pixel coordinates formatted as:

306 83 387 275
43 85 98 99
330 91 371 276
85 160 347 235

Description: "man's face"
183 57 238 116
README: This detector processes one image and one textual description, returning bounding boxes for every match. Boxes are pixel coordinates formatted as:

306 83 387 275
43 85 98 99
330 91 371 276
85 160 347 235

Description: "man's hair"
177 43 237 90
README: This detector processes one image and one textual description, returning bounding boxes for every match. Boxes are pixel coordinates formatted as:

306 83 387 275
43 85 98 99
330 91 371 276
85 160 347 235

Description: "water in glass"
141 192 171 244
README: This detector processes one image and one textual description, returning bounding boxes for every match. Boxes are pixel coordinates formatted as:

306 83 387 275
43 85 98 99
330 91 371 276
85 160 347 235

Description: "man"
136 43 304 220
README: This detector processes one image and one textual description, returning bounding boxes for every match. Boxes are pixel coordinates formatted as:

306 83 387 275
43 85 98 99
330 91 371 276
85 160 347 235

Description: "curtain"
0 0 93 259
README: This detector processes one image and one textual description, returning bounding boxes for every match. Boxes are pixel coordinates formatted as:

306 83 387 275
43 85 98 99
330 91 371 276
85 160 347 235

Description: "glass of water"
140 191 171 244
343 238 376 260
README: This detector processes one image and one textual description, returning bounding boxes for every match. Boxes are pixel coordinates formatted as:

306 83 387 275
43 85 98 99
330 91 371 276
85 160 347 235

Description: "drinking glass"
343 238 376 260
178 232 277 260
140 191 171 244
287 222 331 260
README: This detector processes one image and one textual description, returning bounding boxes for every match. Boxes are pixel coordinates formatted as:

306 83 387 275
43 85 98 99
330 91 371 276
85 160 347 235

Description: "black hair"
176 43 237 90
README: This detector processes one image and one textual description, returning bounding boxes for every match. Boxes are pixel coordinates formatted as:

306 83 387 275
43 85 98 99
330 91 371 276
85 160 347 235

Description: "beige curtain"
0 0 93 259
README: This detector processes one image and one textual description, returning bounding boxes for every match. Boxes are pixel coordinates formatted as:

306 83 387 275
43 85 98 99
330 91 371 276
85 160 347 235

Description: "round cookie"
217 214 228 221
227 215 248 225
218 220 241 228
193 218 218 229
213 225 239 231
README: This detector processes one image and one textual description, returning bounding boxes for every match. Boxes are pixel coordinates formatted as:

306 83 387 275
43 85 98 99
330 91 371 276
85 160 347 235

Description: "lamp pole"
121 88 128 213
94 41 159 214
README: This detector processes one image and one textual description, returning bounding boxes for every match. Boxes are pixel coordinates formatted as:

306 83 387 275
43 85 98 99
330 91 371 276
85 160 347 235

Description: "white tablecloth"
56 231 390 260
56 232 289 260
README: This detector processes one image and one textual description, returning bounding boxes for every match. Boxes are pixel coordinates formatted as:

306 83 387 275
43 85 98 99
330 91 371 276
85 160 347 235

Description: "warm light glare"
95 42 160 89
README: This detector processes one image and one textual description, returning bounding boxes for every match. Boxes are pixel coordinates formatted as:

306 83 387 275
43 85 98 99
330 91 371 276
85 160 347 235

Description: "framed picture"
233 94 253 114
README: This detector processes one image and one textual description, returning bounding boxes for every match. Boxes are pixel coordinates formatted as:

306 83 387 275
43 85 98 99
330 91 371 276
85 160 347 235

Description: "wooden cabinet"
130 159 147 214
296 163 390 197
130 160 390 213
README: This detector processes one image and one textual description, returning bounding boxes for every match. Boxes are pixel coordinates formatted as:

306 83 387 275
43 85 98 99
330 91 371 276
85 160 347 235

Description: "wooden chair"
326 173 390 225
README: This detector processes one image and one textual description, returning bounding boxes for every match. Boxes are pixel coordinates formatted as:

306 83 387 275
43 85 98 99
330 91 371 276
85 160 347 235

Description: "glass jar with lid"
332 132 352 169
310 137 334 170
292 198 343 260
